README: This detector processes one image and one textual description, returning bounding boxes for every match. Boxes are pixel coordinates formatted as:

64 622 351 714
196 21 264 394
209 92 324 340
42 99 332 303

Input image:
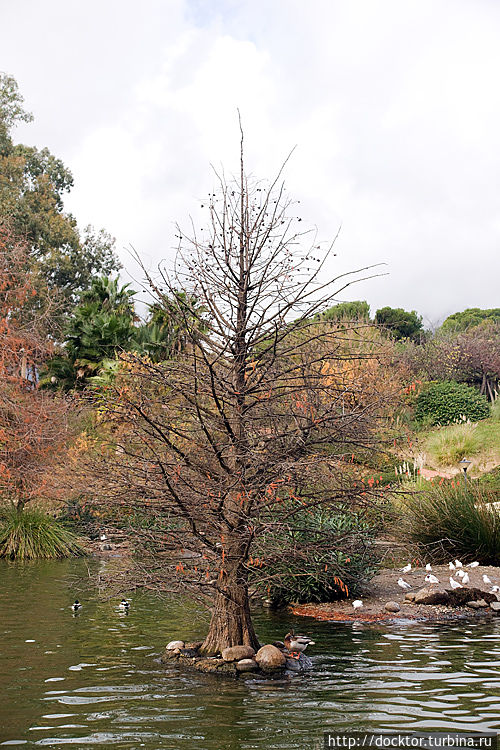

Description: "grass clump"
400 483 500 564
426 423 481 466
0 507 85 560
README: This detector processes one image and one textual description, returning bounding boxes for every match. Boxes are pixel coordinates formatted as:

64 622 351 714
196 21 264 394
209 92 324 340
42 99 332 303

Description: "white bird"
483 574 492 585
467 561 479 568
100 533 107 541
401 564 412 574
119 599 130 610
490 586 500 594
352 600 363 609
455 560 463 568
71 599 82 612
462 572 470 585
455 569 465 579
449 577 463 589
425 574 439 586
449 562 456 571
425 563 432 572
398 577 412 590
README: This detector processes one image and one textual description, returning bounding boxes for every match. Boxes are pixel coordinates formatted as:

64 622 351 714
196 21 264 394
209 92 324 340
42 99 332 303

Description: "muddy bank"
291 563 500 623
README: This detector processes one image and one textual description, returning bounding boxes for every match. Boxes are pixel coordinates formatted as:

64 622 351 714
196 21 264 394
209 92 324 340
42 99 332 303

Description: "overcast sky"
2 0 499 326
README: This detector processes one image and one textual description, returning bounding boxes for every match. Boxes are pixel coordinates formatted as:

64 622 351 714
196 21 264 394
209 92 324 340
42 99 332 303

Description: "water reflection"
1 559 500 748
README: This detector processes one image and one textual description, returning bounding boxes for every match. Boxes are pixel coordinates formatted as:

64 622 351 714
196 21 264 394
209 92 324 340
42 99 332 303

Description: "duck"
71 600 82 612
284 631 315 659
119 599 130 610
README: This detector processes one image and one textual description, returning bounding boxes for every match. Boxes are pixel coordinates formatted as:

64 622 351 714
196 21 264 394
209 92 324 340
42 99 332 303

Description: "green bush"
400 483 500 564
250 510 379 605
415 381 490 426
0 507 85 560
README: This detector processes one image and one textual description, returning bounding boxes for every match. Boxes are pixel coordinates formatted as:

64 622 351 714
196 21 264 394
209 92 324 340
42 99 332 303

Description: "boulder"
222 645 256 662
255 644 286 670
413 587 435 604
405 592 416 602
236 658 259 672
490 602 500 612
385 601 401 613
467 599 488 609
193 657 236 674
285 653 313 672
166 640 185 650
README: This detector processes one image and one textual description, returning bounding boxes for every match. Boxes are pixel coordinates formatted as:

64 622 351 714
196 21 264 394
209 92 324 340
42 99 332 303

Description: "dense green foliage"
440 307 500 333
400 483 500 564
0 507 85 560
415 381 490 426
251 510 378 604
375 306 424 341
320 300 370 322
0 73 120 316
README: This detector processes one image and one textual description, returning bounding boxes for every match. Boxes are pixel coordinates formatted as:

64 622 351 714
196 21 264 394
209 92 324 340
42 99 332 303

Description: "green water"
2 559 500 749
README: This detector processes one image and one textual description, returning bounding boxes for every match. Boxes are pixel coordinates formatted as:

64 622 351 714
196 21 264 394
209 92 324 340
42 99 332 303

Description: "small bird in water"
449 577 463 589
483 574 492 585
401 564 412 574
425 563 432 572
119 599 130 610
352 600 363 609
397 577 411 590
71 600 82 612
467 561 479 568
284 631 315 659
425 574 439 586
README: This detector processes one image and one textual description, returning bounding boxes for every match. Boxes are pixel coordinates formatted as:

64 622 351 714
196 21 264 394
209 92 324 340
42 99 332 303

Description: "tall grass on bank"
425 423 481 466
400 483 500 564
0 507 85 560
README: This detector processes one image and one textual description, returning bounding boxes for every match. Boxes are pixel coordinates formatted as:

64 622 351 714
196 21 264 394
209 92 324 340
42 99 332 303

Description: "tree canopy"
440 307 500 333
375 306 424 342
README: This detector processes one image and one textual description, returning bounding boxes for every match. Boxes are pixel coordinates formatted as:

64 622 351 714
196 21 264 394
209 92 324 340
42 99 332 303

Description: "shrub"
0 507 85 560
250 510 379 605
415 381 490 426
426 423 481 466
400 483 500 564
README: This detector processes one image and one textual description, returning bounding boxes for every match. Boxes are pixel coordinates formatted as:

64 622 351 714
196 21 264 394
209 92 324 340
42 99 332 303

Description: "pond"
1 559 500 749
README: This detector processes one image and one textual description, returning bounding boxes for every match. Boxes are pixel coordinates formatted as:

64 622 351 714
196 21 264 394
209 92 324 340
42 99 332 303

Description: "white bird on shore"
425 574 439 586
450 577 463 589
401 564 412 574
467 561 479 568
352 600 363 609
398 577 412 590
425 563 432 572
490 586 500 594
449 562 456 571
483 574 492 585
455 560 463 568
455 569 465 579
462 572 470 585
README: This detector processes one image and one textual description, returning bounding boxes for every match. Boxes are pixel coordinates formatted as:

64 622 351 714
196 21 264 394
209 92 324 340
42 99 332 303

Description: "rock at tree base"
490 602 500 612
185 641 203 651
166 640 185 650
384 601 401 613
236 658 259 672
222 645 256 662
285 653 312 672
255 644 286 670
193 658 237 674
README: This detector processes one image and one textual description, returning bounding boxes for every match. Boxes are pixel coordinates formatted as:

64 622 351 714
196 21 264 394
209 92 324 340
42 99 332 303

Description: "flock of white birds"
351 559 500 610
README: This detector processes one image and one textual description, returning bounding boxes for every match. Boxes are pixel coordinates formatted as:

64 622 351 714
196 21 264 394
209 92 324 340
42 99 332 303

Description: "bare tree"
88 132 392 654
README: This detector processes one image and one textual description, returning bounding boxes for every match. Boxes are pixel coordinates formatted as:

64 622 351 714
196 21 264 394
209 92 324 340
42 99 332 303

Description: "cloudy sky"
2 0 499 326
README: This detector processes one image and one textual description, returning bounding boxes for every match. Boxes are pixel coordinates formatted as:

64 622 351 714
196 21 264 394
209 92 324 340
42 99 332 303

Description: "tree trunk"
200 576 260 655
